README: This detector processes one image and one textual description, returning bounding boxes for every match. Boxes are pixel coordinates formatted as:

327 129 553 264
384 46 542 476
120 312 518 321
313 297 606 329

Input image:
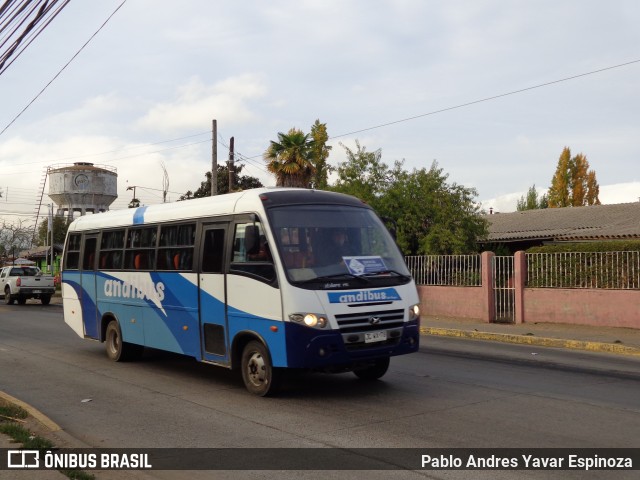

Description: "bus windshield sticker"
343 256 387 276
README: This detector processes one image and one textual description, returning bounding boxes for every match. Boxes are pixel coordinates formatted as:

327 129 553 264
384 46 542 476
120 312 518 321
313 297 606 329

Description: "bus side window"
158 223 195 271
230 222 275 283
202 229 225 273
82 238 97 271
65 233 81 270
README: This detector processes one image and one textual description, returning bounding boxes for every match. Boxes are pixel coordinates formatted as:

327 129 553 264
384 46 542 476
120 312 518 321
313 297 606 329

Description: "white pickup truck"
0 266 56 305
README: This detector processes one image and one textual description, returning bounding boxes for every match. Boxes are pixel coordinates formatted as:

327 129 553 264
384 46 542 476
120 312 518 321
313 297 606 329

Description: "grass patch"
0 402 29 420
0 422 53 449
0 399 95 479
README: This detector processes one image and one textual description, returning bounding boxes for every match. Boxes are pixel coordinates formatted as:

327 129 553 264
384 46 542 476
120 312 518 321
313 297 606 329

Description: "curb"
0 391 90 450
0 391 61 432
420 327 640 357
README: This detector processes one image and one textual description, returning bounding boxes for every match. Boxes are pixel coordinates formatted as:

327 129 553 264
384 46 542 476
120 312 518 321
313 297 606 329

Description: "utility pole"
228 136 234 192
49 204 54 273
211 119 217 196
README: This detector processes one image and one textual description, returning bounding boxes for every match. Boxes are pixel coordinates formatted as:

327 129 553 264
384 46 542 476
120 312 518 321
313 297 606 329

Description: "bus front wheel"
353 357 390 381
105 320 143 362
241 340 280 396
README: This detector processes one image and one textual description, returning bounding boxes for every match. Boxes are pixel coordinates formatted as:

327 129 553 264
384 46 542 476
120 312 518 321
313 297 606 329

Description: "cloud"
136 75 267 133
600 182 640 205
481 182 640 213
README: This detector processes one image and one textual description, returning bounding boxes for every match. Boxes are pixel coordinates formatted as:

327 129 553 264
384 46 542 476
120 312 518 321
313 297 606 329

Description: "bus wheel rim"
247 351 267 386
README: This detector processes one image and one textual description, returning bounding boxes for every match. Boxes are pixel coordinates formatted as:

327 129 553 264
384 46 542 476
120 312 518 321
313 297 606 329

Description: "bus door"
226 218 284 366
198 224 229 363
80 234 99 339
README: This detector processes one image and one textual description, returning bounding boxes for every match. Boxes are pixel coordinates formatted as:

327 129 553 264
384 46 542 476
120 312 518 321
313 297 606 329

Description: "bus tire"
4 288 14 305
241 340 280 396
105 320 143 362
41 295 51 305
353 357 390 381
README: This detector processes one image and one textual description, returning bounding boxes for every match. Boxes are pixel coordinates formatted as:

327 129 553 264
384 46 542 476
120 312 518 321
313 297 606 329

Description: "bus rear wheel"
353 357 390 381
241 340 280 396
105 320 143 362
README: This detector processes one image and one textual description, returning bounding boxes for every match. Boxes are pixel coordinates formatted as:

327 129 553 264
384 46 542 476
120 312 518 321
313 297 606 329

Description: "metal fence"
526 251 640 289
405 255 482 286
493 255 515 322
407 251 640 290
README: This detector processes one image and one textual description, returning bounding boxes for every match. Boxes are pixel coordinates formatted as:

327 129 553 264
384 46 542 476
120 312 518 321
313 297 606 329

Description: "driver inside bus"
321 228 355 265
247 234 272 262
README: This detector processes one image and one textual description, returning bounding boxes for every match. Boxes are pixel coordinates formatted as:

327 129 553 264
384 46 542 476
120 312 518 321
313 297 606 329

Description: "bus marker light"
183 326 188 331
270 326 278 332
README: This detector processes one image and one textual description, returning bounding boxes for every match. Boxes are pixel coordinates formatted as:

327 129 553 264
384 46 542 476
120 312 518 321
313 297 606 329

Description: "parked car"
0 266 55 305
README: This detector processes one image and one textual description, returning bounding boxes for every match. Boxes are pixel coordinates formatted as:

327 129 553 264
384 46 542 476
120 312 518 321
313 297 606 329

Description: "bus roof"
66 187 368 232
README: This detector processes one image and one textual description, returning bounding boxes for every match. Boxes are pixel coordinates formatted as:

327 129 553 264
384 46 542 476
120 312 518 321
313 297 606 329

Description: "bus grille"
335 309 405 350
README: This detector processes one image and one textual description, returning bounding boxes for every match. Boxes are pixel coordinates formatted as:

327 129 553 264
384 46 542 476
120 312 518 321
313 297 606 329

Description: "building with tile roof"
481 202 640 251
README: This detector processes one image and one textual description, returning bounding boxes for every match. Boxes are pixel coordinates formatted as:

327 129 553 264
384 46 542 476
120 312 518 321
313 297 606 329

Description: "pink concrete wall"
414 250 640 329
418 285 485 320
524 288 640 329
416 283 640 329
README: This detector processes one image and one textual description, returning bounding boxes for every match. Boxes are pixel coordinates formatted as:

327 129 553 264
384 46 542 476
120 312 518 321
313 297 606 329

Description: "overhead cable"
0 0 127 137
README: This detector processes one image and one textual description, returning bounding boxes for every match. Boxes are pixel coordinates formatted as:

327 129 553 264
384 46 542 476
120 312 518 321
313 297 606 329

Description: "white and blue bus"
62 188 421 395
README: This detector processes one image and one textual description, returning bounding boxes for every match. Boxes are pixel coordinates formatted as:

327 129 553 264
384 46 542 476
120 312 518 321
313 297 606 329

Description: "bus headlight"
289 313 328 329
408 304 420 321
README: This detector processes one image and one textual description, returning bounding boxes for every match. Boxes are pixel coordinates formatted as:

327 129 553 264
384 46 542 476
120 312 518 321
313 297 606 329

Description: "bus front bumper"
284 320 420 370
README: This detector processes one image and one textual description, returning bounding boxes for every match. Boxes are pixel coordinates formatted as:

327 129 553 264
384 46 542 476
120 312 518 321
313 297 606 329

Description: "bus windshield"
268 204 411 289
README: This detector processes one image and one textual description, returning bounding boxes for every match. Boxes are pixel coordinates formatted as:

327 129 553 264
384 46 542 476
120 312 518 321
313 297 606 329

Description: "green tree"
264 128 315 187
516 184 548 211
179 164 262 200
548 147 601 207
380 162 487 255
309 119 332 189
330 142 487 255
330 141 391 204
36 216 71 246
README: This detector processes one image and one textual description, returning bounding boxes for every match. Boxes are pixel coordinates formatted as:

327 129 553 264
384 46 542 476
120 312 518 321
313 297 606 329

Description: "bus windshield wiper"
362 269 412 281
296 273 371 285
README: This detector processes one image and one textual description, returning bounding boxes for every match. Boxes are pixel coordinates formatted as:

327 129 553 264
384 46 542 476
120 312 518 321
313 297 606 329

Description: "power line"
33 130 211 165
5 57 635 173
218 58 640 164
330 59 640 140
0 0 127 137
0 56 637 212
0 0 71 75
0 136 211 172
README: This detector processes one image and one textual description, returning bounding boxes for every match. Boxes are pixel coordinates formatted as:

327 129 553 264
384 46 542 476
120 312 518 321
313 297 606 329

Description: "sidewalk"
421 314 640 356
0 392 69 480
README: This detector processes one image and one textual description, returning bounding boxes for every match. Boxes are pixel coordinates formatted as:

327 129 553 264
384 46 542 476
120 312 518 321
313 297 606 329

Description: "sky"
1 0 639 231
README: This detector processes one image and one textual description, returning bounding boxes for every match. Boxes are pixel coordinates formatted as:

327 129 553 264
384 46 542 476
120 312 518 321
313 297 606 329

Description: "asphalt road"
1 302 639 480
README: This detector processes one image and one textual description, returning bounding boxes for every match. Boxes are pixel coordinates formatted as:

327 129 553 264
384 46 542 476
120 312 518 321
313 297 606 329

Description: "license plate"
364 331 387 343
33 290 41 293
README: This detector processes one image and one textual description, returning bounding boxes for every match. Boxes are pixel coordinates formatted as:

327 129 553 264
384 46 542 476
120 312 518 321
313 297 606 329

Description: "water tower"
48 162 118 220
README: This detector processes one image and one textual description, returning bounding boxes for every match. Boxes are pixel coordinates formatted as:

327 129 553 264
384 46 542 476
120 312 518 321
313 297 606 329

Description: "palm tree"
264 128 315 187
